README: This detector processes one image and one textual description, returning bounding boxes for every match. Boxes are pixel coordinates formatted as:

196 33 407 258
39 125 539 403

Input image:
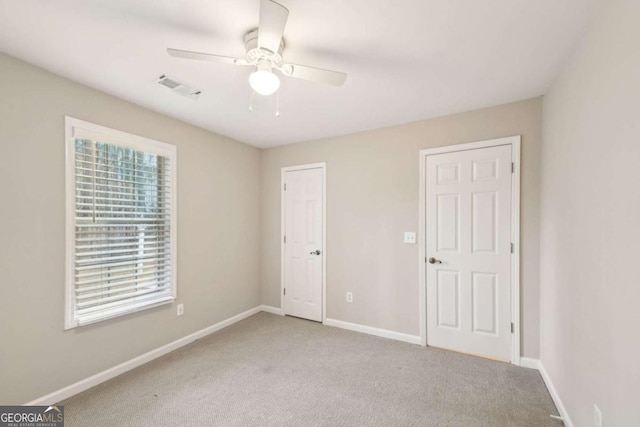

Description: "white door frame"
418 136 521 365
280 162 327 321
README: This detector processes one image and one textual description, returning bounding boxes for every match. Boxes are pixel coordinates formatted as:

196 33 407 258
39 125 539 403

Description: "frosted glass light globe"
249 69 280 96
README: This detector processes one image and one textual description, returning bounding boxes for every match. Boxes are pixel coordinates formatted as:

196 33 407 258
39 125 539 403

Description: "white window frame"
64 117 177 330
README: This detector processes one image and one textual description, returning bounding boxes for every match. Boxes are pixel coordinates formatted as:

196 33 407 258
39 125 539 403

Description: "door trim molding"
418 136 522 365
280 162 327 322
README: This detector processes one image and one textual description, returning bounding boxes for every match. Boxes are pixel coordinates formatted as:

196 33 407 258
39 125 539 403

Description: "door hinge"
284 183 287 191
510 243 514 253
283 288 286 296
511 162 515 173
511 322 514 333
425 257 427 263
284 235 287 243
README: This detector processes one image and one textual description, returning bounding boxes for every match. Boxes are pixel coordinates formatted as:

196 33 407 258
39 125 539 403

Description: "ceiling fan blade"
167 48 245 66
280 64 347 86
258 0 289 53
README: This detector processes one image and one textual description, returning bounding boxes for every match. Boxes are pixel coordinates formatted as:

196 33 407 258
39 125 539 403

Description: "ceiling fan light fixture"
167 0 347 103
249 68 280 95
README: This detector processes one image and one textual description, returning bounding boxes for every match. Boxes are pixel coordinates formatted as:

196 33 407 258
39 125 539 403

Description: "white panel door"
284 167 323 322
426 145 512 361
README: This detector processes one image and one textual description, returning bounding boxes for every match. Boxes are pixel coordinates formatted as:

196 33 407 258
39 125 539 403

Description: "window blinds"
72 137 174 326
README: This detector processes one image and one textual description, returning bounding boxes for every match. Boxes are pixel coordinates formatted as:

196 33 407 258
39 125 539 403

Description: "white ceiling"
0 0 599 147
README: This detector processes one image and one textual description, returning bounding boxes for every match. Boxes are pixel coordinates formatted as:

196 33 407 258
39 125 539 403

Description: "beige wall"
261 98 543 357
540 0 640 424
0 48 546 406
0 53 261 404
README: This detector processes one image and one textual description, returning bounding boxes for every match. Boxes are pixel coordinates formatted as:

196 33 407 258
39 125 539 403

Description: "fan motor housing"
244 28 284 67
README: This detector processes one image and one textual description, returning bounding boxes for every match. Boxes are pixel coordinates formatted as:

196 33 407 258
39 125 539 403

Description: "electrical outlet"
346 292 353 303
594 404 602 427
404 232 416 244
177 303 184 316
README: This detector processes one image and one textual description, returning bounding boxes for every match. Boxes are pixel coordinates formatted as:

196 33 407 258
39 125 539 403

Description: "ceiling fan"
167 0 347 96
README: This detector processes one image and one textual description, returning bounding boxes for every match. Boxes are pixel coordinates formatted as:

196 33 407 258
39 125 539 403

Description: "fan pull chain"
275 90 280 117
248 87 254 112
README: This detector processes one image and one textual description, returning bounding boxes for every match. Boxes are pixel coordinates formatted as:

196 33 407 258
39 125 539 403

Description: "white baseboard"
517 357 573 427
260 305 284 315
539 360 574 427
26 306 263 405
323 318 421 345
519 357 541 370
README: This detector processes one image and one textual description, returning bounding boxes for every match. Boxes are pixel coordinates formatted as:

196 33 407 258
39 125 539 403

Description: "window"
65 117 177 329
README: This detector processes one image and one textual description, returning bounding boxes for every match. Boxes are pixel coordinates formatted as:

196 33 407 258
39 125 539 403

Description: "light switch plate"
404 232 416 244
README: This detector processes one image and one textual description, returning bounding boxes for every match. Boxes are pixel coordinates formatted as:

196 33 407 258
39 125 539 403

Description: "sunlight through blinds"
70 131 175 326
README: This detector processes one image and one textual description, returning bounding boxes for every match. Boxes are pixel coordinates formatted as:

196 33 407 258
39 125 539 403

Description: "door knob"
428 257 442 264
310 250 321 255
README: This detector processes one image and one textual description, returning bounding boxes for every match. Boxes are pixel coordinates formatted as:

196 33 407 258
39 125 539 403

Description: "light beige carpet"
61 312 560 426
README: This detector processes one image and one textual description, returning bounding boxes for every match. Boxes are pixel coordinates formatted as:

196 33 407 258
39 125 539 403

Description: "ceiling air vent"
156 75 201 100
